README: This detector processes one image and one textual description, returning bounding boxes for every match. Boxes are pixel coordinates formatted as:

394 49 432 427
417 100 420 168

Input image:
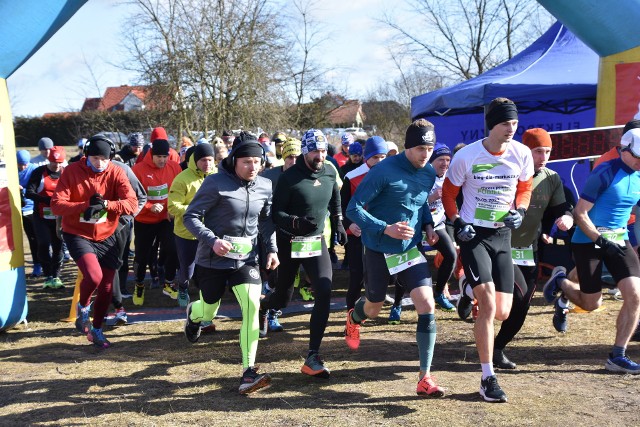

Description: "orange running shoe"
416 375 445 397
344 309 361 350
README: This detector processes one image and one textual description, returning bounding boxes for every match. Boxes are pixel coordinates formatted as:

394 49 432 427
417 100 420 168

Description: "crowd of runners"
17 97 640 400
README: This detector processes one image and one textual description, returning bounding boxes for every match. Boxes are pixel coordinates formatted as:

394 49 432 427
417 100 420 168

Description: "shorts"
194 263 262 304
363 247 432 303
458 226 514 294
572 240 640 294
63 231 123 270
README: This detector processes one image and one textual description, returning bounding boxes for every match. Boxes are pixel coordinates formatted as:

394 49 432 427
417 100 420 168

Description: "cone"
61 269 83 322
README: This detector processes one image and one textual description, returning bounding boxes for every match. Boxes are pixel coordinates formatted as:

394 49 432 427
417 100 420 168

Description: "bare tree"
383 0 552 83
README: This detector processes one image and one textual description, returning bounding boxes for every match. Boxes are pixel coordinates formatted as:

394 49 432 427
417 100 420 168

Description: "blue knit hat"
348 142 363 155
363 136 387 160
429 143 451 163
301 129 328 154
17 150 31 165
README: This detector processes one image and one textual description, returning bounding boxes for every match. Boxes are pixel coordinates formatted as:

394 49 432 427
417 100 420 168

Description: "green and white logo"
472 163 501 173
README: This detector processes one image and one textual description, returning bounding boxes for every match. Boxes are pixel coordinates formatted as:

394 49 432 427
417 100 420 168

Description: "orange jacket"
132 150 182 224
51 160 137 241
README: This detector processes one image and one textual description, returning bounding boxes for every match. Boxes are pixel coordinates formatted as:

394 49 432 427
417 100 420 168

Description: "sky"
6 0 404 118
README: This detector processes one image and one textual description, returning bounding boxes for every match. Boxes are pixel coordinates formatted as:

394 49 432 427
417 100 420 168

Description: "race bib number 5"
473 206 509 228
223 235 252 260
291 236 322 258
384 247 426 275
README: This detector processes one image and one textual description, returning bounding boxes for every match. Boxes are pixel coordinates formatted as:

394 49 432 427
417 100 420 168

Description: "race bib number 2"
384 247 426 275
291 236 322 258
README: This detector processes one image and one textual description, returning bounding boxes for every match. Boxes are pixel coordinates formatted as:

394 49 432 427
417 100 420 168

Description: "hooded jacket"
168 153 216 240
18 162 36 215
132 150 182 224
51 160 137 241
182 158 276 270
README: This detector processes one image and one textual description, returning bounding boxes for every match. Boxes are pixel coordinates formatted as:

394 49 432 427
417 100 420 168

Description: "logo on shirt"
313 179 321 186
472 163 502 173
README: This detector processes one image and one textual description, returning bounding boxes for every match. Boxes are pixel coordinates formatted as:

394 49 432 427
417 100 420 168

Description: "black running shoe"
457 278 473 320
480 375 508 403
239 367 272 394
184 302 202 343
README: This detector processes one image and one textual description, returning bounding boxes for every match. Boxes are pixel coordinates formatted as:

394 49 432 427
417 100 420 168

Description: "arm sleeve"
341 177 353 228
271 175 296 233
345 168 388 236
183 178 221 247
515 177 533 210
24 167 49 203
329 179 342 218
108 168 138 216
579 163 612 204
258 190 277 254
50 172 90 216
168 178 189 218
442 178 461 220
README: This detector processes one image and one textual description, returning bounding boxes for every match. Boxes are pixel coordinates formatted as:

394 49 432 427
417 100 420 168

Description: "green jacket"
168 154 216 239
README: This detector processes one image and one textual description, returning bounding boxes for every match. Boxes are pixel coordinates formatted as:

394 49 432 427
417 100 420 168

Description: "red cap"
150 127 168 142
522 128 552 150
48 146 66 163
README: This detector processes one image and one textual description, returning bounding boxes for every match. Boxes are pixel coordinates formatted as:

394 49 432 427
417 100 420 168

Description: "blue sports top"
572 158 640 243
346 151 436 254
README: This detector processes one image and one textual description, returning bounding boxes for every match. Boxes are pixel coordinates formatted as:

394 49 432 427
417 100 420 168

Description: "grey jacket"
112 160 147 223
183 165 277 269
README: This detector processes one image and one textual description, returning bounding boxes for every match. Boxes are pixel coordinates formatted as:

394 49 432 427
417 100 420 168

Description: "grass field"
2 242 640 426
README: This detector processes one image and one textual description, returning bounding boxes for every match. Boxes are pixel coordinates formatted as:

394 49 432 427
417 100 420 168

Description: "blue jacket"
18 163 36 215
346 152 436 254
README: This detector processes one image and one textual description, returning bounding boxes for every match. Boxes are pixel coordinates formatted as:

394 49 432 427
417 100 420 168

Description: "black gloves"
83 193 107 221
454 217 476 242
595 235 625 257
504 208 526 230
334 220 348 246
292 216 317 235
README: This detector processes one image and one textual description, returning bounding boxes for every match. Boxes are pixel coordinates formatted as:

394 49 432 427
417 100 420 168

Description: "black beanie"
86 138 112 158
193 143 214 163
233 141 264 159
184 145 197 163
151 139 170 156
405 124 436 149
486 101 518 130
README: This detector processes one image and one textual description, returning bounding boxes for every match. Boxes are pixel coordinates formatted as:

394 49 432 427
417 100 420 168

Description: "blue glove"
454 218 476 242
504 208 526 230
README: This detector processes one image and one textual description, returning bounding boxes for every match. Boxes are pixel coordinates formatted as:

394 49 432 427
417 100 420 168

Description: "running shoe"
184 302 202 343
301 353 330 378
31 263 42 278
553 297 569 333
493 349 517 370
201 321 216 333
344 309 361 350
162 282 178 300
434 293 456 311
42 277 54 289
133 283 145 306
113 307 128 326
299 286 314 301
543 266 567 303
480 375 508 403
75 302 92 334
388 304 402 325
457 279 474 321
51 277 64 289
239 367 272 394
268 310 283 332
605 354 640 374
87 327 111 349
416 375 445 397
177 287 190 307
259 309 268 338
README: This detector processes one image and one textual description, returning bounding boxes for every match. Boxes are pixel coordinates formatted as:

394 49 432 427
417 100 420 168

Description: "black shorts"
194 263 262 304
363 247 432 303
63 231 123 270
459 226 514 294
572 240 640 294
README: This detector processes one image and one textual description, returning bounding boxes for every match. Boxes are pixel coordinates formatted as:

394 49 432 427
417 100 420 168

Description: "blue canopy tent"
410 21 599 147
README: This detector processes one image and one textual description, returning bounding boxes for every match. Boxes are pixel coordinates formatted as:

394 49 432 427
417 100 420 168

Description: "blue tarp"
410 21 599 119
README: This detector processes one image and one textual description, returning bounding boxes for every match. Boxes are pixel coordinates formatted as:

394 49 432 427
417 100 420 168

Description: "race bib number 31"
223 235 252 260
384 247 426 275
511 245 534 266
292 236 322 258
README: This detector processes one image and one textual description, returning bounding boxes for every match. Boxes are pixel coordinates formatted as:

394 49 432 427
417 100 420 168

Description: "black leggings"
345 235 363 310
32 215 63 278
262 231 333 353
431 228 457 294
133 220 177 283
22 213 39 264
494 260 536 350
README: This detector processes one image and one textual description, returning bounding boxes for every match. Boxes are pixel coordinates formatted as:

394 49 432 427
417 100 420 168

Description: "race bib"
511 245 534 266
42 207 56 220
595 226 625 246
79 209 107 224
291 236 322 258
473 202 509 228
384 246 426 275
147 184 169 201
223 235 252 260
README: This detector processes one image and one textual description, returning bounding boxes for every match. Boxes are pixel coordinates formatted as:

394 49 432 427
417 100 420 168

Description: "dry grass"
1 250 639 426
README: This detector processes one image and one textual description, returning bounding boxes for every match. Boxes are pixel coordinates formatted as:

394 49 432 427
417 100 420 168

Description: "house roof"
328 100 366 125
81 97 101 112
98 85 149 111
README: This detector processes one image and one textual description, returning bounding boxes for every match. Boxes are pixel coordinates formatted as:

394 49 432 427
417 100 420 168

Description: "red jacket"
132 150 182 224
334 150 349 167
51 159 137 241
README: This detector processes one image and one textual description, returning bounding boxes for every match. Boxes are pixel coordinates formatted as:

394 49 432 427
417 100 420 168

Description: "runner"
51 135 137 348
182 133 278 394
493 128 573 369
441 97 534 402
261 128 347 379
542 126 640 374
345 119 446 397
